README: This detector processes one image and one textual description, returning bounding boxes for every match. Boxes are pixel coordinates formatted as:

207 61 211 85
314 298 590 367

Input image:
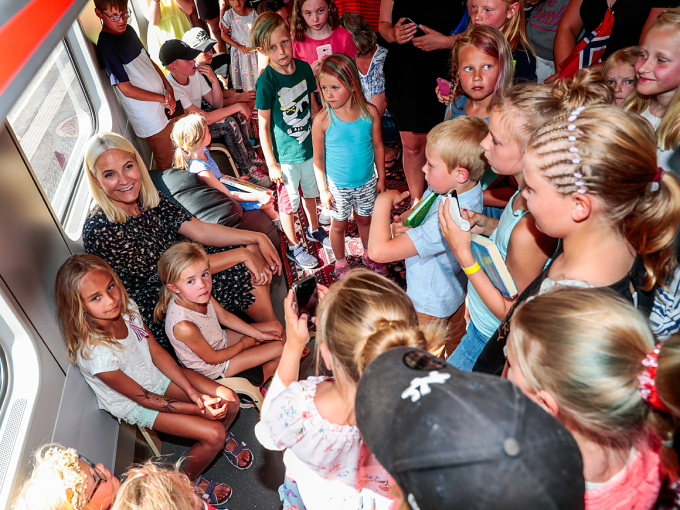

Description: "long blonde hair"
154 242 210 322
510 287 680 446
317 54 371 121
111 461 200 510
623 7 680 150
12 445 88 510
84 133 160 223
313 269 445 388
55 253 132 362
171 114 208 170
528 104 680 289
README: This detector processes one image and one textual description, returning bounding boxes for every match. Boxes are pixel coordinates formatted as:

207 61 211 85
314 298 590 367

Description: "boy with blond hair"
95 0 178 169
369 116 488 358
251 12 330 270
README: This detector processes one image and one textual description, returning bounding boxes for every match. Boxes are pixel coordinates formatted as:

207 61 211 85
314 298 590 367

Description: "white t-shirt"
641 106 674 171
167 72 211 110
77 300 166 420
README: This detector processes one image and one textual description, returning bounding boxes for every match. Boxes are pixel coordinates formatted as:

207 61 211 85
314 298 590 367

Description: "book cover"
403 191 438 228
470 234 518 298
220 174 270 195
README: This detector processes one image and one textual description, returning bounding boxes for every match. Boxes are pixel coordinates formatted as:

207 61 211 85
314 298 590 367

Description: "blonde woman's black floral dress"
83 194 254 351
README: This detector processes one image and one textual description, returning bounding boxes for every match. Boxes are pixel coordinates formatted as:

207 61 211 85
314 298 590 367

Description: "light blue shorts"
123 375 171 428
278 158 319 213
327 173 377 221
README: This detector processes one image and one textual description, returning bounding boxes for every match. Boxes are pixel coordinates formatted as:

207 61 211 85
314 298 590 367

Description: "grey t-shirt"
526 0 569 61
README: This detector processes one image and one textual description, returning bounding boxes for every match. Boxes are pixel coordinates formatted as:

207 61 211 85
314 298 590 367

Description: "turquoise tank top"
468 191 530 339
324 109 375 188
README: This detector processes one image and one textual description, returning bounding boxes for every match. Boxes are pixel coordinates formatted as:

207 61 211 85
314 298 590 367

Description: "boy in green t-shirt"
253 12 331 270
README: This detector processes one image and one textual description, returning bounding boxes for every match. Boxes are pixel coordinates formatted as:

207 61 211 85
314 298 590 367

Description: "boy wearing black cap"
94 0 178 169
355 347 586 510
161 39 269 186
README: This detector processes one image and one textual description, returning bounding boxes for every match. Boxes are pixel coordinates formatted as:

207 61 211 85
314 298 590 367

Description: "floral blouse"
255 376 394 509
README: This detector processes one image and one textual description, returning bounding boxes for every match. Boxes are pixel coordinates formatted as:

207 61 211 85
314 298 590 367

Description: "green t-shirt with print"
255 59 316 165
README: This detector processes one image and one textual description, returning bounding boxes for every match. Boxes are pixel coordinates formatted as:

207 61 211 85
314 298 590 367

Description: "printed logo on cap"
401 371 451 402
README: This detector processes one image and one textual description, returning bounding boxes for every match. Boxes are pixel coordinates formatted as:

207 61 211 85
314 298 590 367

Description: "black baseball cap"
355 347 585 510
159 39 201 67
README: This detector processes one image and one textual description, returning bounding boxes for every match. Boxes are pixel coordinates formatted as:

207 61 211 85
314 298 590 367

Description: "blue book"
470 234 518 298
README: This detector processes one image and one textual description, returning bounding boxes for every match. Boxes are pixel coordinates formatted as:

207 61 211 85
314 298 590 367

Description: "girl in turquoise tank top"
311 54 387 279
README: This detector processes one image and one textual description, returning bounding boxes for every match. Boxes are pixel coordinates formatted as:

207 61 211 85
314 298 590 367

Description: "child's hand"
376 178 386 194
391 214 412 237
202 395 228 420
284 290 310 350
236 90 257 103
239 336 257 349
380 189 410 207
163 89 176 113
435 85 451 105
258 193 275 205
311 59 324 76
437 199 472 259
463 209 489 234
269 164 284 184
197 64 219 84
320 188 334 210
237 43 250 54
255 330 282 342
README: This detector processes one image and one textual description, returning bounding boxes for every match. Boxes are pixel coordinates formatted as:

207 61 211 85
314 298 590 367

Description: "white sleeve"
78 344 120 376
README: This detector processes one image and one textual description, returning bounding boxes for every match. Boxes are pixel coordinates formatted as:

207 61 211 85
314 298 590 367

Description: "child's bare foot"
223 432 254 470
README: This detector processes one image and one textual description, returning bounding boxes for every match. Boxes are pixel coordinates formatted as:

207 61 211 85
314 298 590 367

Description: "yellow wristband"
462 261 480 275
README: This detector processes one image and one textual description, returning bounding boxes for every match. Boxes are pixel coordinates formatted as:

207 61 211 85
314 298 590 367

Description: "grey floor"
157 334 319 510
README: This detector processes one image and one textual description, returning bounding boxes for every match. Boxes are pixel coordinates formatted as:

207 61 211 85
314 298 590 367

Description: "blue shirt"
405 183 484 317
189 149 222 180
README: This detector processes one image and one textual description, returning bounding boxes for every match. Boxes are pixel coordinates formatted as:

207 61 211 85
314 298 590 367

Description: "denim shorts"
327 173 378 221
123 375 171 428
447 321 490 372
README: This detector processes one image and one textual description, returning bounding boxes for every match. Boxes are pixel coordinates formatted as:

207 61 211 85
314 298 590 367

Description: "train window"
7 41 95 224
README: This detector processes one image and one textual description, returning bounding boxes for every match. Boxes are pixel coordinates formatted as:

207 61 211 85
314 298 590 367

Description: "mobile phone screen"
293 276 319 317
437 78 451 97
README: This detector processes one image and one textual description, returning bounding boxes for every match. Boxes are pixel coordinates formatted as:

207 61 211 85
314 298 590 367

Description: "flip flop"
194 475 232 507
223 431 254 470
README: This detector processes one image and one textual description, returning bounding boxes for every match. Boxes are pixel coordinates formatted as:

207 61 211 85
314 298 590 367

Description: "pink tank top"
165 299 234 380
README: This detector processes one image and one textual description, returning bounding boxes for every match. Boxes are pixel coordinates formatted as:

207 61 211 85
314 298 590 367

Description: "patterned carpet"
277 146 411 289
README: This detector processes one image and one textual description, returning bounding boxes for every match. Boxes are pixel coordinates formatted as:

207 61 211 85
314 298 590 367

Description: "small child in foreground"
368 117 487 359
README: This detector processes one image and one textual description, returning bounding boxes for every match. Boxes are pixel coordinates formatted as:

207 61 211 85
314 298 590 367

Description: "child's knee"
216 385 239 404
204 423 226 449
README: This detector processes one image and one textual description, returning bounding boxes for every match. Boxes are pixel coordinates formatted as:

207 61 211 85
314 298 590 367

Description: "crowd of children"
13 0 680 508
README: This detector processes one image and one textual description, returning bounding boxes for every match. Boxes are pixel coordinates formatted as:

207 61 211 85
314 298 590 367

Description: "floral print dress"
82 194 254 350
255 376 394 510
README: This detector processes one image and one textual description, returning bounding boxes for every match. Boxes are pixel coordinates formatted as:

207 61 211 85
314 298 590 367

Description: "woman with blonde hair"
506 287 680 509
12 444 119 510
82 132 282 352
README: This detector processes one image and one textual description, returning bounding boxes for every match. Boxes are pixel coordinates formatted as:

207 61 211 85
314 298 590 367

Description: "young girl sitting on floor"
290 0 356 76
507 286 680 510
439 70 612 371
312 54 387 279
255 269 445 509
171 113 279 225
155 242 284 385
55 254 251 506
624 7 680 171
603 46 639 107
469 0 537 82
471 103 680 375
438 26 513 121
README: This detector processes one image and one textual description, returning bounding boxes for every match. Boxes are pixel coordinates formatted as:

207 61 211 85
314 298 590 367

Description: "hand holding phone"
292 275 319 317
445 190 471 231
436 78 452 98
405 18 427 38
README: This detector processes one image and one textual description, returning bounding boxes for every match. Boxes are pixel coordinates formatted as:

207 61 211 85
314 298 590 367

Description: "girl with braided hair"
473 103 680 375
255 268 444 509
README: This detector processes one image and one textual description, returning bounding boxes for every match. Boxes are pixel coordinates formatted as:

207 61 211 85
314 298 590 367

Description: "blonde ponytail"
314 269 445 385
170 114 208 170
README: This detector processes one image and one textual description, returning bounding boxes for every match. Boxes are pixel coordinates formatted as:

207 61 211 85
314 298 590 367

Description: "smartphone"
404 18 427 38
436 78 452 97
316 44 333 60
292 275 319 317
444 189 471 231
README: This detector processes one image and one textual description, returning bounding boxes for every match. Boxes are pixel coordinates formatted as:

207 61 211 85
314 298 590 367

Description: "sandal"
385 147 402 169
223 431 254 470
194 475 232 507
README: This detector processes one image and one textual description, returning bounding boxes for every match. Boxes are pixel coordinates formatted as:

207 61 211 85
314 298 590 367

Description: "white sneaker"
285 244 318 269
318 208 332 225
